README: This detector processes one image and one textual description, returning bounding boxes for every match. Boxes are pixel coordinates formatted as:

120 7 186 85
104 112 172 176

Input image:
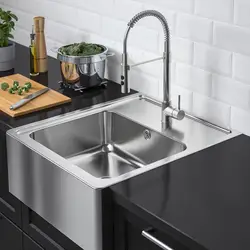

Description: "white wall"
1 0 250 134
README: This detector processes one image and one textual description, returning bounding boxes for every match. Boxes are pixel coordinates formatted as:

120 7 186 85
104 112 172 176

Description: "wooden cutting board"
0 74 71 117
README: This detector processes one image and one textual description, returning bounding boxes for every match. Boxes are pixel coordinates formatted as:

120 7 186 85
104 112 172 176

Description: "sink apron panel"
7 135 102 250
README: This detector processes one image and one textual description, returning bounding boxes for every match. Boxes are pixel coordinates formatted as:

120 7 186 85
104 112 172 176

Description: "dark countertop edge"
112 187 207 250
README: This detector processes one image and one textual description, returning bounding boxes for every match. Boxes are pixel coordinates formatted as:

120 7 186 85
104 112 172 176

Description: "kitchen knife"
10 87 50 110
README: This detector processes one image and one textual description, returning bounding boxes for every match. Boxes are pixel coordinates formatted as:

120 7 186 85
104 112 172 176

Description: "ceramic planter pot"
0 42 15 72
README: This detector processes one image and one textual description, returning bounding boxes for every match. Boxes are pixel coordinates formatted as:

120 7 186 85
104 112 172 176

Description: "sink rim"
7 93 240 189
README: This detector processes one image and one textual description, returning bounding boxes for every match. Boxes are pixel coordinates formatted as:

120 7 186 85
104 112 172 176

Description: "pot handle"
50 47 59 54
100 52 115 60
106 52 115 57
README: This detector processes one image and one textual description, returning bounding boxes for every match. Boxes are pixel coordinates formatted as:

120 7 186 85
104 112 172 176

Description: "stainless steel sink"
31 111 186 179
6 93 239 250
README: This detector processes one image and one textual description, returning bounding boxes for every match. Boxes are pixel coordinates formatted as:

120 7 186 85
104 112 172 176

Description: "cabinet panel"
0 212 22 250
22 206 83 250
23 234 44 250
0 127 22 226
114 205 189 250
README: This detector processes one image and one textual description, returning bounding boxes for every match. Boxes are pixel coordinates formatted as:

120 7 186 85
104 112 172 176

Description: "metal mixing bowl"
55 44 114 91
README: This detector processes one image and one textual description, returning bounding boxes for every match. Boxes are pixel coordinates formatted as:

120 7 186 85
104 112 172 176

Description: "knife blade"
10 87 50 111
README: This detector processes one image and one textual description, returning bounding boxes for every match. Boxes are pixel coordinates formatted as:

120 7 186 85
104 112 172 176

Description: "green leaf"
9 21 14 28
9 13 18 21
0 8 17 47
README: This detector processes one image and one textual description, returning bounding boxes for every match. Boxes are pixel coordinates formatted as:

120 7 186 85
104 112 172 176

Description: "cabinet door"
0 212 22 250
0 127 22 226
114 205 189 250
22 206 83 250
23 234 44 250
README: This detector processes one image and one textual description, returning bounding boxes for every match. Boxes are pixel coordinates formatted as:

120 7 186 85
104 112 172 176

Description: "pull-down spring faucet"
121 10 185 127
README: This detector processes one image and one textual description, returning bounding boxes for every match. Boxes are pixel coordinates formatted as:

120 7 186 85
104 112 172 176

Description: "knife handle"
10 99 30 110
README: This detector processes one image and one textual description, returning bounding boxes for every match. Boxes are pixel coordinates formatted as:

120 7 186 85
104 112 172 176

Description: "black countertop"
0 43 134 132
112 134 250 250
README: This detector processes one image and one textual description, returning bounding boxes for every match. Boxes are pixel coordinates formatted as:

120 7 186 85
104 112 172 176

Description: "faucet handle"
164 95 185 120
178 95 181 110
176 95 185 120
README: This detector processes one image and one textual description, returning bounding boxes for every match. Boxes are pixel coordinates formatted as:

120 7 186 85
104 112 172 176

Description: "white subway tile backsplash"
45 2 78 28
12 27 30 47
113 0 143 22
233 53 250 84
171 37 193 64
12 0 41 15
77 9 101 34
130 70 160 99
135 0 194 13
176 63 212 96
129 26 159 53
212 75 250 110
195 0 233 23
101 17 126 42
46 21 86 44
5 6 33 31
101 17 159 52
234 0 250 28
60 0 114 16
194 43 232 76
193 93 231 128
0 0 16 8
214 22 250 56
231 107 250 135
4 0 250 134
176 14 213 43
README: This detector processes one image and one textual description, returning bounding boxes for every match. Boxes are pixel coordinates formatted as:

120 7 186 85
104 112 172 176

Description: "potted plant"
0 8 18 72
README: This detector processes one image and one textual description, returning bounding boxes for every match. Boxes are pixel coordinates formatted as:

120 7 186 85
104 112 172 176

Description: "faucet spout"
121 10 185 127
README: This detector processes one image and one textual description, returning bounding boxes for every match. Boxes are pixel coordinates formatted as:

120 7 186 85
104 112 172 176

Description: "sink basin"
31 111 186 179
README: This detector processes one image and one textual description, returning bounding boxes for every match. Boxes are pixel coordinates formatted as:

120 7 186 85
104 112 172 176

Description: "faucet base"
164 106 185 121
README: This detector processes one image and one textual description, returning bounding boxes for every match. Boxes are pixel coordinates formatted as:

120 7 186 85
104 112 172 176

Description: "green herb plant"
0 8 18 47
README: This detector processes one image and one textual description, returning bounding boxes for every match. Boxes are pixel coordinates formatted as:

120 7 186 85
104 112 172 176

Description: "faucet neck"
123 26 131 54
163 40 171 108
121 10 171 104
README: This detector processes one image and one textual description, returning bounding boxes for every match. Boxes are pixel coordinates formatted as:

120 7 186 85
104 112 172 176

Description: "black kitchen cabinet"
23 234 44 250
114 205 189 250
0 212 22 250
0 126 22 227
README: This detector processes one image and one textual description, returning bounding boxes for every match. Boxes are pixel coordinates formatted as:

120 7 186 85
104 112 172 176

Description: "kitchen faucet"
121 10 185 127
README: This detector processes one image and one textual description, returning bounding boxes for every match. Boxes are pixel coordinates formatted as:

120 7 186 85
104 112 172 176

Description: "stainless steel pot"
54 44 114 90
